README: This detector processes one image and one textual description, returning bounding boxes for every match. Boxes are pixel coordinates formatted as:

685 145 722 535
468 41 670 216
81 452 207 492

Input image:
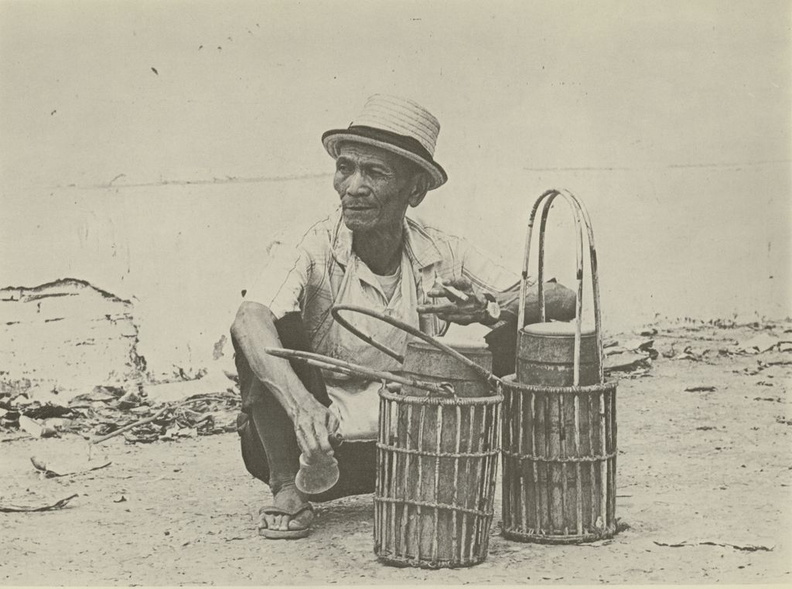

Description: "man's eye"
337 162 352 174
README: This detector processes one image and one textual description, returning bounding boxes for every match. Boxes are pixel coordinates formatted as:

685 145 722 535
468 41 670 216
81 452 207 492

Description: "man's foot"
258 483 314 539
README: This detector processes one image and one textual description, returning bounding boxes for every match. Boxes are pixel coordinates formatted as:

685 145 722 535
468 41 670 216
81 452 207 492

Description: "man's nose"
345 170 369 196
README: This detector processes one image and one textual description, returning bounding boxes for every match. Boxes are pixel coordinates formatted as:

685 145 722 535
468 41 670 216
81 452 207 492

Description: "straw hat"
322 94 448 190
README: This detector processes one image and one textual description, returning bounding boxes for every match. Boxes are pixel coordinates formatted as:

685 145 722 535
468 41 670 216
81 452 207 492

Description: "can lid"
521 321 596 337
408 335 490 354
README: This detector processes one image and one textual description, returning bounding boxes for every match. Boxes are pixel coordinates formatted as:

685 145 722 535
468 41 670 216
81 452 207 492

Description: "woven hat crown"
352 94 441 157
322 94 447 190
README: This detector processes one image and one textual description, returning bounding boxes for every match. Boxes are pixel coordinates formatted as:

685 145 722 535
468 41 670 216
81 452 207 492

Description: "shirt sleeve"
243 240 312 320
459 239 526 317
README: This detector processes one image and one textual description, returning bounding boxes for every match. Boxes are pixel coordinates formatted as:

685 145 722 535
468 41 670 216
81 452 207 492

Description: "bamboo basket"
331 305 502 568
502 188 618 544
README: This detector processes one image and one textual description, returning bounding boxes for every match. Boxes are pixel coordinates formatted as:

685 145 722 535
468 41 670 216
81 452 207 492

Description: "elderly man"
231 95 575 539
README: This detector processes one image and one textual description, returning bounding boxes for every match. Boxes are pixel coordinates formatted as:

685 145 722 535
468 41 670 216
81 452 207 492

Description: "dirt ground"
1 322 790 585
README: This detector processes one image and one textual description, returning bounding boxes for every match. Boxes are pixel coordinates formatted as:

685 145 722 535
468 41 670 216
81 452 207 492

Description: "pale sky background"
1 1 790 375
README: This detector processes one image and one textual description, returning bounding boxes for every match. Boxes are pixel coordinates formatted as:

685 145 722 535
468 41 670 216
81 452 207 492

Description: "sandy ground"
1 322 791 585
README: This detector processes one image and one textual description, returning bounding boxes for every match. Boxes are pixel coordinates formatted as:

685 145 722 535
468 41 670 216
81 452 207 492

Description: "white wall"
1 1 789 376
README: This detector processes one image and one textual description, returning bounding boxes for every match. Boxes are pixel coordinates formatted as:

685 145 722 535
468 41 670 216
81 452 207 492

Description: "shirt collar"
330 208 443 270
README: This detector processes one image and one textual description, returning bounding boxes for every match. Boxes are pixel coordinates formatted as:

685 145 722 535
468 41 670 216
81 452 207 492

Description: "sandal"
257 503 314 539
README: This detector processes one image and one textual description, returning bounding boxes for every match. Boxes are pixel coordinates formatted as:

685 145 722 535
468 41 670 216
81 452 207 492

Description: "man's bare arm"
417 278 576 326
230 301 337 458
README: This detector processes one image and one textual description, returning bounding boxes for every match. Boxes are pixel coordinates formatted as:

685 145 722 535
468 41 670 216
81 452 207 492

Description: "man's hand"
417 277 500 326
292 398 340 460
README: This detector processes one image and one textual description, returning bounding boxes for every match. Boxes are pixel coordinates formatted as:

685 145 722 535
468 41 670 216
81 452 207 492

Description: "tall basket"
376 386 501 568
502 188 618 544
331 305 503 568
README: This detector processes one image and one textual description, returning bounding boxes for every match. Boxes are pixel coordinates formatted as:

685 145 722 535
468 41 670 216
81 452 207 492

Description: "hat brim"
322 128 447 191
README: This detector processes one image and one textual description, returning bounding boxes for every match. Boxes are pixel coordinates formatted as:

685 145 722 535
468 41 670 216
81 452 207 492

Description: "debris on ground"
92 390 238 444
117 390 141 409
752 396 782 403
738 333 784 354
143 370 234 405
603 337 657 377
605 352 652 374
1 378 239 444
30 455 112 478
0 494 79 513
598 319 792 381
18 415 58 438
673 346 706 361
653 539 775 552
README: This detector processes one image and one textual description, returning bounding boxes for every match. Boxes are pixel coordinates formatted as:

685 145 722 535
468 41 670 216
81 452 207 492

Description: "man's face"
333 143 419 233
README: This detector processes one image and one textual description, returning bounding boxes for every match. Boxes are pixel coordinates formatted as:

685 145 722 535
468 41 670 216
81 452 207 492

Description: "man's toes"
263 514 280 530
288 509 314 531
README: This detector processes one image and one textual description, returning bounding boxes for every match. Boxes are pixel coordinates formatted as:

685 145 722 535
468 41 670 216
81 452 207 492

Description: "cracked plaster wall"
0 279 144 396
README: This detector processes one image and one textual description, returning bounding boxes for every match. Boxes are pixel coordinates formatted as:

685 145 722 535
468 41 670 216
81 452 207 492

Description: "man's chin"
342 210 377 232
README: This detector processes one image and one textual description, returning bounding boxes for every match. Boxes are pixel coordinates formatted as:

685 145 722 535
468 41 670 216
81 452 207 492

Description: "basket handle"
331 304 499 387
263 347 456 396
517 189 604 385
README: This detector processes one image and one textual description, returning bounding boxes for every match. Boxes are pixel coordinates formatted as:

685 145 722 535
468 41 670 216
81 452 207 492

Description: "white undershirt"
374 265 402 303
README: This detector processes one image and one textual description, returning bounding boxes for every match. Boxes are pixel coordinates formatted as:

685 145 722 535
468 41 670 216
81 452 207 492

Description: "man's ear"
407 172 429 207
